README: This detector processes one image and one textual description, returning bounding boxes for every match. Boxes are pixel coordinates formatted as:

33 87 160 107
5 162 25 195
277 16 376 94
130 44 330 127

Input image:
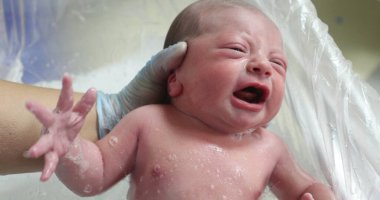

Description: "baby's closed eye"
270 58 287 73
218 44 248 59
226 43 247 53
229 47 245 53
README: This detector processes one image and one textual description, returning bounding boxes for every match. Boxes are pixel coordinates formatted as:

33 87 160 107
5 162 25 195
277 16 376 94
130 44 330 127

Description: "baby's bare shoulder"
123 104 177 128
126 104 173 118
259 128 288 155
260 128 285 144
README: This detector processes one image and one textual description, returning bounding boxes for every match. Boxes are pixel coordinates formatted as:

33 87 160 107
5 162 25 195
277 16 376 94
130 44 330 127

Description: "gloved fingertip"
164 41 187 72
172 41 187 52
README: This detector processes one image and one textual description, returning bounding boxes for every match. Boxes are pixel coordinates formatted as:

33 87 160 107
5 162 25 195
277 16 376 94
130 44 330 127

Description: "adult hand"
97 41 187 136
24 74 96 181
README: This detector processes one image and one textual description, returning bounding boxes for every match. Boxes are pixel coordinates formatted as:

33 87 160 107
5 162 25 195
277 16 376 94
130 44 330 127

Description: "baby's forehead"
199 6 281 38
199 5 278 30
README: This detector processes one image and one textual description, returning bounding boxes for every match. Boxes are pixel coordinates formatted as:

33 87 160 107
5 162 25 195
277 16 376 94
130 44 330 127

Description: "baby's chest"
132 136 276 199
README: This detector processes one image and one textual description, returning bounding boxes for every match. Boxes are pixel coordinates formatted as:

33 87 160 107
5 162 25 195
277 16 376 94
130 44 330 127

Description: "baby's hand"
300 193 315 200
24 74 96 181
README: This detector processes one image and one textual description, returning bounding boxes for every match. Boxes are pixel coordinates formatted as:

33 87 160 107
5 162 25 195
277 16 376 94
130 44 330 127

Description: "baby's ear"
167 72 183 97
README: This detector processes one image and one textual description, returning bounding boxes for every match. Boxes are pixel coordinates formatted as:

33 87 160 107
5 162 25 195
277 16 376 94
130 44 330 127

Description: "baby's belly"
127 145 269 200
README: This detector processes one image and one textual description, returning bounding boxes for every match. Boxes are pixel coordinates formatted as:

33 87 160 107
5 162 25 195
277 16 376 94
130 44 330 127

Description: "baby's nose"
246 59 272 77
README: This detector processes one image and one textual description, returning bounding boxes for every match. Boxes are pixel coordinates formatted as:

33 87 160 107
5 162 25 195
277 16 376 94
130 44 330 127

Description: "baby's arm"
25 75 139 196
269 136 335 200
55 114 139 196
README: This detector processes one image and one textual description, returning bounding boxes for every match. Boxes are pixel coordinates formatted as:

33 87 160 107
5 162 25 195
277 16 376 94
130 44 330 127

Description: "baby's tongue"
234 89 258 103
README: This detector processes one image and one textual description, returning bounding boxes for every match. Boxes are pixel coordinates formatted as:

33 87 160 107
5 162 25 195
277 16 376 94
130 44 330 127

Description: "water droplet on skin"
207 144 224 153
200 163 205 168
108 136 119 147
231 128 255 141
83 184 92 194
210 184 215 190
216 168 221 177
168 154 177 161
232 133 244 142
234 166 243 178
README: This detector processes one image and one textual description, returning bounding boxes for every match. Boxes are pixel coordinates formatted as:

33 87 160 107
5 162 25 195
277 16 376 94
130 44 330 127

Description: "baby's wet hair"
163 0 263 48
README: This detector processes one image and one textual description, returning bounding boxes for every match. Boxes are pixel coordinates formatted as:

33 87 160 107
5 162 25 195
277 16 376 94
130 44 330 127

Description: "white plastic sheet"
254 1 380 199
1 0 379 199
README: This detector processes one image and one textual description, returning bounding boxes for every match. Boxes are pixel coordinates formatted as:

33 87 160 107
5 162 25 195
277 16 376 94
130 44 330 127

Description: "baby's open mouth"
233 86 269 104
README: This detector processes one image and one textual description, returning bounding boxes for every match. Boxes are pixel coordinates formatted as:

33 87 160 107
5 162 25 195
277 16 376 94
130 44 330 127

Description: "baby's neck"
169 104 262 139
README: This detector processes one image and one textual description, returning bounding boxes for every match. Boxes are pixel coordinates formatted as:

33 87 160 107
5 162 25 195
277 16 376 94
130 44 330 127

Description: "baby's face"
172 7 287 133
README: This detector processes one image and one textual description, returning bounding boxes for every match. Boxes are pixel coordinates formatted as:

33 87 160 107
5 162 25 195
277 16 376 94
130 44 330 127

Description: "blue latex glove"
96 42 187 138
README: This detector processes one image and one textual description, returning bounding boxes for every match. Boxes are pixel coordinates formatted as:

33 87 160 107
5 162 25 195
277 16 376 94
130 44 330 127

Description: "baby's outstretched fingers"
26 101 55 128
24 74 96 182
40 151 59 181
56 74 74 113
72 88 97 118
24 134 53 158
